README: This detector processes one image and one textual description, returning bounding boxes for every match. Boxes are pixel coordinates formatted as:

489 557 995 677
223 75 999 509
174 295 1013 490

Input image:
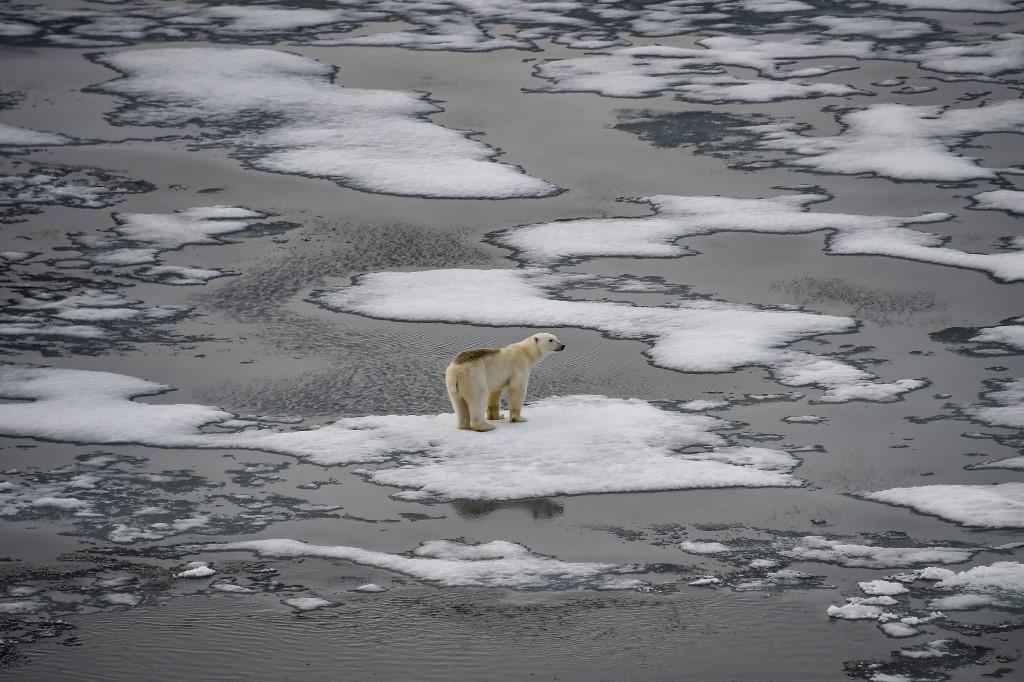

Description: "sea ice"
282 596 334 611
0 368 800 501
859 580 910 596
966 379 1024 428
494 193 1024 282
110 206 268 249
969 326 1024 351
534 37 872 100
315 267 926 402
810 16 934 40
783 536 974 568
972 189 1024 215
175 562 216 579
928 593 1006 610
203 538 642 590
751 101 1024 182
864 483 1024 527
827 602 892 620
0 123 70 146
93 48 556 198
680 541 732 555
878 622 919 638
352 583 387 593
783 415 827 424
934 562 1024 600
902 33 1024 76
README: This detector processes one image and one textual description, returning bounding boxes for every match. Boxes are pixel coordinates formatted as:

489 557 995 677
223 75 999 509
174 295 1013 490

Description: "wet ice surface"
2 1 1024 680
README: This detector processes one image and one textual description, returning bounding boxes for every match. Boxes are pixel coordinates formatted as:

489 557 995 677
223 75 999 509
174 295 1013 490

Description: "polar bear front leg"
487 390 502 421
508 378 528 423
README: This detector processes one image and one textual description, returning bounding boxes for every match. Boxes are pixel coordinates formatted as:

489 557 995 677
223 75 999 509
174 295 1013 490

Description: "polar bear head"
531 332 566 354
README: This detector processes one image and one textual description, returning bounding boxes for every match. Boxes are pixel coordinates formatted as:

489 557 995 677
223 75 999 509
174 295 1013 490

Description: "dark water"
2 1 1023 680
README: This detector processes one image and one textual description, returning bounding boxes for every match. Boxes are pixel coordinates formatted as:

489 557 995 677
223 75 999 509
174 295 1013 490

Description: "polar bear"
445 332 565 431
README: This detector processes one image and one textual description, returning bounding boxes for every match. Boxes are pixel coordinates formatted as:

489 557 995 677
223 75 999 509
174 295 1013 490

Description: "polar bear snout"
555 343 566 351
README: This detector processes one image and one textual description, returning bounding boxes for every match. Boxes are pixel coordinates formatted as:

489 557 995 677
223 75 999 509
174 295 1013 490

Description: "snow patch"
316 268 925 402
93 48 556 199
864 483 1024 528
203 538 643 590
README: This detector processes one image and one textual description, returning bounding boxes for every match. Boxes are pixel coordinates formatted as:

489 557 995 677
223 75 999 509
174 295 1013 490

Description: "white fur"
445 332 565 431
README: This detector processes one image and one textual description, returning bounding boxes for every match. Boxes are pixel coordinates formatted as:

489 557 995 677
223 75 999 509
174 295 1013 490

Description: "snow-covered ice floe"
4 289 188 341
494 192 1024 283
782 536 975 568
314 268 926 403
91 47 557 199
918 561 1024 611
966 379 1024 429
202 538 645 590
532 36 872 101
0 167 152 213
862 483 1024 528
749 101 1024 182
0 367 803 501
65 205 282 285
971 189 1024 215
0 122 71 146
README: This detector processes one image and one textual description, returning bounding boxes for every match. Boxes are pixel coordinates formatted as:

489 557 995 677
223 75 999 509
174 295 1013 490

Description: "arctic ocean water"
2 1 1024 680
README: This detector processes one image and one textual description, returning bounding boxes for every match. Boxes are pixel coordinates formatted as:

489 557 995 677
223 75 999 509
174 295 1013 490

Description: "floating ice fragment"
784 536 974 568
680 541 732 555
810 16 933 40
175 562 216 579
878 622 919 638
93 48 557 199
283 596 333 611
860 580 910 596
0 123 70 146
0 368 803 500
752 101 1024 182
495 192 1024 282
203 538 641 590
352 583 387 593
864 483 1024 528
315 268 925 402
211 583 255 594
827 602 891 620
688 576 722 586
783 415 827 424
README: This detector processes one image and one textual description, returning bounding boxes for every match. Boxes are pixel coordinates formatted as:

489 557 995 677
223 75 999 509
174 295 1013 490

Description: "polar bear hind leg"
487 389 503 421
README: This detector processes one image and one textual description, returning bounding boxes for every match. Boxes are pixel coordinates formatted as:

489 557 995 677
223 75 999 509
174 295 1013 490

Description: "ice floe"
203 538 643 590
750 101 1024 182
494 193 1024 282
783 536 975 568
810 16 934 40
783 415 828 424
282 596 334 611
315 267 925 402
92 48 557 199
863 483 1024 527
859 580 910 596
533 37 872 100
0 367 803 501
75 205 277 267
680 541 733 555
900 33 1024 77
966 379 1024 428
175 562 216 579
0 122 70 146
971 189 1024 215
0 167 152 216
